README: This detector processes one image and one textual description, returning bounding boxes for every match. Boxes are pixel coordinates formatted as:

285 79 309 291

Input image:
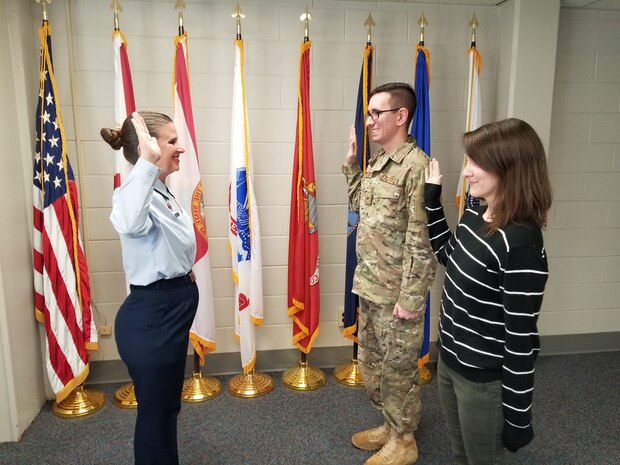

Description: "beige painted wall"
1 0 618 442
0 0 46 442
543 7 620 334
39 0 499 363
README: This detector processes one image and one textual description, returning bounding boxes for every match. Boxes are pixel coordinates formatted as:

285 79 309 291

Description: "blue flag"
343 44 373 342
411 46 432 368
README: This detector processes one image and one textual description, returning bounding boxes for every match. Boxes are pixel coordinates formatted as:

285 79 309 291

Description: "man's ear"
396 108 409 127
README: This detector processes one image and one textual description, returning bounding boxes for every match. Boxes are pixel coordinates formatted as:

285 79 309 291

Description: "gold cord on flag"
172 33 190 102
38 22 86 325
415 13 431 85
296 41 312 220
415 45 431 86
362 44 373 173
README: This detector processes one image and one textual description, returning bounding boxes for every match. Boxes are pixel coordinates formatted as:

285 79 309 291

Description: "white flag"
229 39 263 374
456 46 482 217
168 33 216 361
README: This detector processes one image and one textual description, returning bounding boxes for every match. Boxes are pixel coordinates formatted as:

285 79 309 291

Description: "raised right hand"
130 111 161 165
345 124 357 165
425 158 443 185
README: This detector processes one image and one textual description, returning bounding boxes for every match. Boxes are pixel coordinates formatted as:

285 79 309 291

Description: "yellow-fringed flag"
343 43 373 343
167 32 216 362
287 41 320 353
229 38 263 374
33 21 97 402
112 29 135 189
456 45 482 217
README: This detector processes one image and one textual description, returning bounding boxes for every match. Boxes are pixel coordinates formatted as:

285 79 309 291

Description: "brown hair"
369 82 417 129
462 118 552 233
100 112 173 165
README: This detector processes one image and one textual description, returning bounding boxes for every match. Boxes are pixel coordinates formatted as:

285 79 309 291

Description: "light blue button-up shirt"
110 158 196 286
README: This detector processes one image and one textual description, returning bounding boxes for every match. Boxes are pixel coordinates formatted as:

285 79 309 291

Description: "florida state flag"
167 32 216 362
287 41 319 354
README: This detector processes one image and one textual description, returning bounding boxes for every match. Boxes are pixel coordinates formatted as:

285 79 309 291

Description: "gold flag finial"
109 0 123 30
36 0 52 22
300 6 312 42
175 0 186 34
232 3 245 39
469 13 479 46
417 12 428 45
364 13 375 45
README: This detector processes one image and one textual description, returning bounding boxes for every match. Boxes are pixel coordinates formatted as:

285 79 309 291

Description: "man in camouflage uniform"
342 82 436 465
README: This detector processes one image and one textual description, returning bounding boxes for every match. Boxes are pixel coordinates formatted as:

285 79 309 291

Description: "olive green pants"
358 298 424 435
438 356 505 465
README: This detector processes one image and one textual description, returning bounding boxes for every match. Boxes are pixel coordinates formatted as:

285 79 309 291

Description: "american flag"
33 22 97 402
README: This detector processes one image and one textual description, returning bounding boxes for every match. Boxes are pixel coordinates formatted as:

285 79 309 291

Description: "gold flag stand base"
227 370 274 398
418 365 432 385
52 385 106 418
282 356 326 391
182 371 221 403
333 358 364 387
113 382 138 409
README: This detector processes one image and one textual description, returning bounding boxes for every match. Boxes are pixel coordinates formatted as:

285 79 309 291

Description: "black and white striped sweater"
425 184 548 451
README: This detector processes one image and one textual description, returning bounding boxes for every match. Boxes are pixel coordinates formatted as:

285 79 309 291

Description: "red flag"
112 29 136 189
287 41 319 354
33 22 96 402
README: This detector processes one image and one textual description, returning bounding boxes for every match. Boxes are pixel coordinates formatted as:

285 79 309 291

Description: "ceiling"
353 0 620 10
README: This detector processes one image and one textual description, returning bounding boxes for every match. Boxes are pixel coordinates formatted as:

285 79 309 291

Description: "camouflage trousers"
358 298 424 434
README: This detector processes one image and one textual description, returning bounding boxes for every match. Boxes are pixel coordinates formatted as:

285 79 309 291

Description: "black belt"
130 271 195 291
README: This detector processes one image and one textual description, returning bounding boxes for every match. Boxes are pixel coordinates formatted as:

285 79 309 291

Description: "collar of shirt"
370 136 418 171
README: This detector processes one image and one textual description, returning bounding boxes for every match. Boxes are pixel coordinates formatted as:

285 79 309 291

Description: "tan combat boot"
351 422 391 451
364 430 418 465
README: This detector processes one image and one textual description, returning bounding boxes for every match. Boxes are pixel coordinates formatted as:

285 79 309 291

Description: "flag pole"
457 14 481 219
169 0 221 403
34 0 106 418
470 12 479 48
225 4 274 399
282 7 326 391
103 0 139 410
415 12 432 386
333 13 375 389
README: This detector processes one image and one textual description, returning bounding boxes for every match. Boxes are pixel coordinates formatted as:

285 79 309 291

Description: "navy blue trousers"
115 278 198 465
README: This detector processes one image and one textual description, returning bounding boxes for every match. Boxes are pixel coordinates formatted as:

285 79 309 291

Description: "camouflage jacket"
342 136 436 312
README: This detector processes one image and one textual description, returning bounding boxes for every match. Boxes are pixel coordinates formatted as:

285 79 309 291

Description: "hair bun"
100 127 122 150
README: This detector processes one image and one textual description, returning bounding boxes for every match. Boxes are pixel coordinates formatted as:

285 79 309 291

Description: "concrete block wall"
34 0 498 363
544 8 620 335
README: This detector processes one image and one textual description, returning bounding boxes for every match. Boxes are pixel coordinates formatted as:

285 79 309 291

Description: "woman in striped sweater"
424 118 552 465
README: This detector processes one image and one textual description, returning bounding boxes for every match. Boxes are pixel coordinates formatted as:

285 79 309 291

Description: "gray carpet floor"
0 351 618 465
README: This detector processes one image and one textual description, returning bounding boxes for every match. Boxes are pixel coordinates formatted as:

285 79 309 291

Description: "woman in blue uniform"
101 112 198 465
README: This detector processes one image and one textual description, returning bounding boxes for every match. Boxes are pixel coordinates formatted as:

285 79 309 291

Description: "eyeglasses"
366 108 400 121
